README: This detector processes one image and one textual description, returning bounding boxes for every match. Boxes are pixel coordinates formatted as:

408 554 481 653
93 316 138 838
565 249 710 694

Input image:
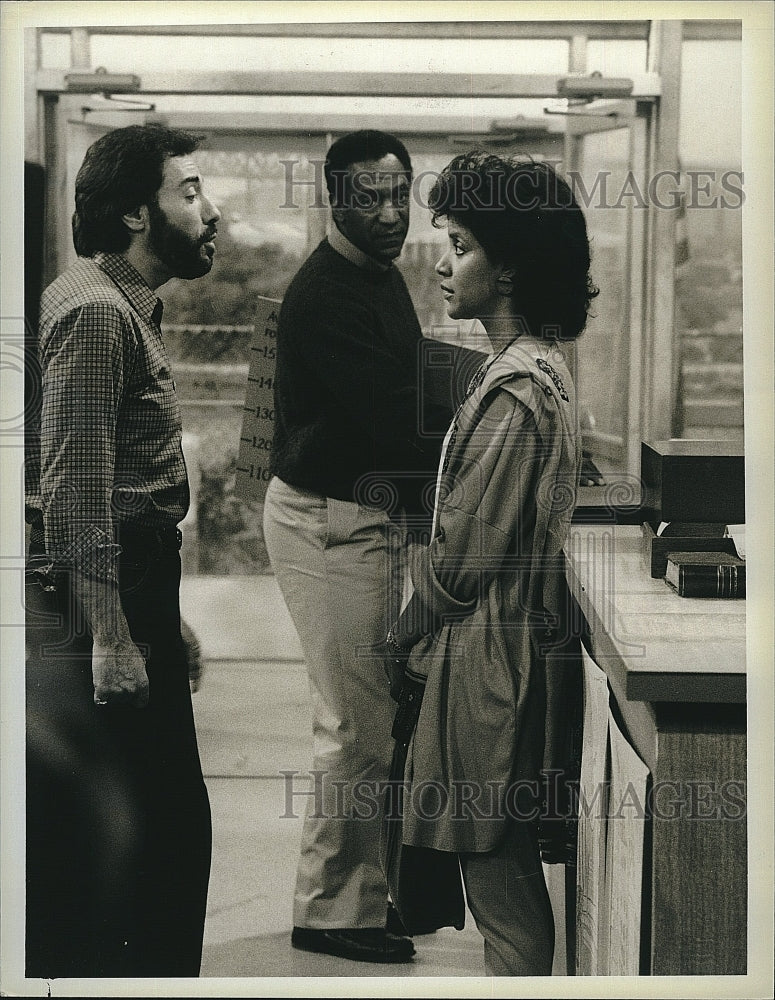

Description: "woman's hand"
384 652 408 703
381 627 411 702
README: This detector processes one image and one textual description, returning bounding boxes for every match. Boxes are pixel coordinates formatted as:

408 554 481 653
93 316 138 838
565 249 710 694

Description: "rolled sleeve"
39 302 135 582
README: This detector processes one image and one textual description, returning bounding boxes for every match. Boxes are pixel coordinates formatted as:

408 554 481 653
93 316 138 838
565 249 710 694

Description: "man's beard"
147 201 214 280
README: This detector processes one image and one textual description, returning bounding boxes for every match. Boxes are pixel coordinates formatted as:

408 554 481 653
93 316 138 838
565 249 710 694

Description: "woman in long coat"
382 152 598 975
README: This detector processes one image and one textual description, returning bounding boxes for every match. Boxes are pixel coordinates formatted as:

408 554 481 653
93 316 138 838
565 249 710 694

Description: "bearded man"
24 124 220 977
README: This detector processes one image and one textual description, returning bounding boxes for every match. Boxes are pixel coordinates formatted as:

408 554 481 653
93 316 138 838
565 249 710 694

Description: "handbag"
531 600 583 867
379 669 466 935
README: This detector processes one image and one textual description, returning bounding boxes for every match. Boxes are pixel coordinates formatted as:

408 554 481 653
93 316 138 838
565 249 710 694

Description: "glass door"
562 102 652 487
44 102 154 284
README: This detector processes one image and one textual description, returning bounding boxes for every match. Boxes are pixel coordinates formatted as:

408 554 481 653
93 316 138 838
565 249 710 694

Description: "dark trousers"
25 528 212 978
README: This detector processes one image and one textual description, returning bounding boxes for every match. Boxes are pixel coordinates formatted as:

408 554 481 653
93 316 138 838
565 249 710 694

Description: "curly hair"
324 129 412 206
428 151 599 340
72 124 203 257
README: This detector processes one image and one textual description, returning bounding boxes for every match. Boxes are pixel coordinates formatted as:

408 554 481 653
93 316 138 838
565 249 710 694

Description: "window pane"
91 33 569 75
38 32 70 69
675 40 743 441
161 139 326 576
573 127 632 470
586 39 647 76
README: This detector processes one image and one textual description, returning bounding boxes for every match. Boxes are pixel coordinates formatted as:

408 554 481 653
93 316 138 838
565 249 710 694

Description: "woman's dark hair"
429 151 599 340
72 123 203 257
324 129 412 206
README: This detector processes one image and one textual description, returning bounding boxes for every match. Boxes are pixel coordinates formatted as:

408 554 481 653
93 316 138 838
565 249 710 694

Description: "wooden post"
69 27 91 70
42 94 60 289
569 33 588 74
564 34 587 391
24 28 41 164
644 21 682 440
305 135 330 254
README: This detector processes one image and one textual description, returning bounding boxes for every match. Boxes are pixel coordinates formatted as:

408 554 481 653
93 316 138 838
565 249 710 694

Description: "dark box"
640 439 745 525
640 521 740 578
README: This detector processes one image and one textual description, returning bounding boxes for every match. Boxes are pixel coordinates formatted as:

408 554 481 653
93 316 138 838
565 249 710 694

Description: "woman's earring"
496 274 514 297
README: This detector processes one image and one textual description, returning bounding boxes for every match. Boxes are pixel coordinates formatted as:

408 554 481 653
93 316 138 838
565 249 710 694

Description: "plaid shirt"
25 252 189 582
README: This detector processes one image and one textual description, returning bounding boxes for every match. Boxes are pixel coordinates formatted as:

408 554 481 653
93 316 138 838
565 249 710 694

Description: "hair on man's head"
324 130 412 206
72 123 203 257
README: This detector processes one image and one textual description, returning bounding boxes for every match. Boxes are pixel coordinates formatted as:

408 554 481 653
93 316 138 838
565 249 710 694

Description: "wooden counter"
566 524 746 706
564 524 747 976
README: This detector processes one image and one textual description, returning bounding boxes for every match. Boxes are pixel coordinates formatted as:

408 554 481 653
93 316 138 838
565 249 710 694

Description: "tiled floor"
181 574 568 982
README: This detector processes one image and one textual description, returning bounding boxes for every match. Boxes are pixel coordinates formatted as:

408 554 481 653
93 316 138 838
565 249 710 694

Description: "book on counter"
664 550 746 598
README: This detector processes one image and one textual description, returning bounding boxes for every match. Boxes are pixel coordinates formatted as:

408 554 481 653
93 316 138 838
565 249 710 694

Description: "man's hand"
181 617 205 694
72 569 149 709
92 637 149 708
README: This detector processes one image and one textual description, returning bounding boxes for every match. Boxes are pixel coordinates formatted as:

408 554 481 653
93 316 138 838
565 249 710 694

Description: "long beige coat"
400 336 580 853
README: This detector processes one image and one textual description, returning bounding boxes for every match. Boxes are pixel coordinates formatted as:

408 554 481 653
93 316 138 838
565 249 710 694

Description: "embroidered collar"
481 337 571 403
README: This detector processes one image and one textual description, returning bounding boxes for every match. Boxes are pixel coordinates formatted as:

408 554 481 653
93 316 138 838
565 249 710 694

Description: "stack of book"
664 550 746 599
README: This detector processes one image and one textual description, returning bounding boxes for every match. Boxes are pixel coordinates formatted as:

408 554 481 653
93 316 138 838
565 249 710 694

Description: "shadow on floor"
202 927 485 979
183 575 569 981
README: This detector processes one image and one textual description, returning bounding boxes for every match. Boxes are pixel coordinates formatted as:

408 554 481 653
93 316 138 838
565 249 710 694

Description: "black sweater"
270 238 448 528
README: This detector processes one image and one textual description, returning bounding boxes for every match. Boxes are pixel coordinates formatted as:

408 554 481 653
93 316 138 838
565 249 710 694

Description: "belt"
118 523 183 552
29 523 45 550
27 521 183 555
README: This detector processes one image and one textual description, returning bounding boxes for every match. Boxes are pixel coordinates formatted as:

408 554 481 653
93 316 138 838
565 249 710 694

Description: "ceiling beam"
129 111 565 136
36 20 741 41
37 21 652 40
681 19 742 40
39 69 662 99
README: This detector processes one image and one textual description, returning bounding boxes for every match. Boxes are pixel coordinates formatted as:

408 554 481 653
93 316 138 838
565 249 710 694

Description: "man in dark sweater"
263 131 446 963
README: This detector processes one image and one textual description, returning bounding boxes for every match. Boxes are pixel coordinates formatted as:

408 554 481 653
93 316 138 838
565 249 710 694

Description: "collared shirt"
328 223 391 273
26 251 189 582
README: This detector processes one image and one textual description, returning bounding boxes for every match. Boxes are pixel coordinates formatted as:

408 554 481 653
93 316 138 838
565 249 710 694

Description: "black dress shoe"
291 926 415 963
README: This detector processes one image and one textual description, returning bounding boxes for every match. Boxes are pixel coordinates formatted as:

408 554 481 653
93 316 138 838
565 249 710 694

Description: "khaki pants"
263 476 404 928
